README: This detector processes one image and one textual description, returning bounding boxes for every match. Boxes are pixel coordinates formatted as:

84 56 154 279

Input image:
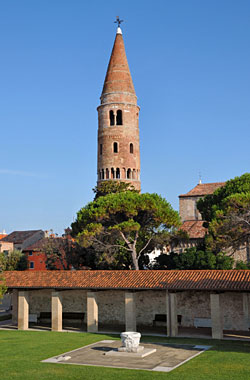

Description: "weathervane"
114 16 124 28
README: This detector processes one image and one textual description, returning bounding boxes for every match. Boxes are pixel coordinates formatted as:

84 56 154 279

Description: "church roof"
3 270 250 291
179 182 225 197
102 28 135 96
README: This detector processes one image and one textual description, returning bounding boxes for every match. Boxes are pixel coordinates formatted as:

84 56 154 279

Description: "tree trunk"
131 248 139 270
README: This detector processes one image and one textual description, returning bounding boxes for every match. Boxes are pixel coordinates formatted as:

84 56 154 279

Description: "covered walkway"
2 270 250 340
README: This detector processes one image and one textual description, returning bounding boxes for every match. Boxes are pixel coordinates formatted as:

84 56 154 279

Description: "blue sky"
0 0 250 235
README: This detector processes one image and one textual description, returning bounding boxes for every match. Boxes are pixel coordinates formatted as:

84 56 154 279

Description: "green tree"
197 173 250 222
71 192 181 270
92 180 138 200
197 173 250 253
0 273 7 300
153 247 233 270
42 238 72 270
0 250 27 271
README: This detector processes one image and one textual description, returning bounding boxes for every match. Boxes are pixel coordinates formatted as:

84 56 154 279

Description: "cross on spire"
114 16 123 28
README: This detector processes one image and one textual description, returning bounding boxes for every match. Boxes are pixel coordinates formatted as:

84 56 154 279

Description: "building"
176 182 225 252
1 230 45 251
178 182 249 262
0 241 14 254
23 237 73 271
179 181 225 223
0 230 7 240
97 23 141 191
4 270 250 339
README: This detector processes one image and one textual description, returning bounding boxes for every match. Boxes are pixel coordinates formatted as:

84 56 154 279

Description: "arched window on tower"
111 168 115 179
100 144 103 155
130 143 133 154
101 169 104 179
127 168 131 179
106 168 109 179
116 168 120 179
110 110 115 126
113 142 118 153
116 110 123 125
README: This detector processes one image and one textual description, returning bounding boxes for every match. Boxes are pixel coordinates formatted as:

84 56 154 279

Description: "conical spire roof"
102 28 135 96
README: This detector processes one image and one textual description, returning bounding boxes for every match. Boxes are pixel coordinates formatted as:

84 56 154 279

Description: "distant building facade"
23 237 71 271
1 230 45 251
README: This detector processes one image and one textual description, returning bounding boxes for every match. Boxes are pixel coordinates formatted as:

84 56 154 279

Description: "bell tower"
97 21 141 191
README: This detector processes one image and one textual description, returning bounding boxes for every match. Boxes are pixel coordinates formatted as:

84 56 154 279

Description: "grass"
0 330 250 380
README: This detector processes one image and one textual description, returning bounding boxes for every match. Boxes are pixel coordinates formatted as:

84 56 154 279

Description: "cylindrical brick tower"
97 26 141 191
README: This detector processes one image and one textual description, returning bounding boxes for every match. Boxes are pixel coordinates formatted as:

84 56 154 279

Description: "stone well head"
120 331 141 352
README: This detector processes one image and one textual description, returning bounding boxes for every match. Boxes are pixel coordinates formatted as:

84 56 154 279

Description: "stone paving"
42 340 211 372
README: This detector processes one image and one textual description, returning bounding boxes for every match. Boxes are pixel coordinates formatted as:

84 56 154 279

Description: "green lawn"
0 330 250 380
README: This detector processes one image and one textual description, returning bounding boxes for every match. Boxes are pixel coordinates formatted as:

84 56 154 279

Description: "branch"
118 230 132 247
138 236 153 256
92 236 132 252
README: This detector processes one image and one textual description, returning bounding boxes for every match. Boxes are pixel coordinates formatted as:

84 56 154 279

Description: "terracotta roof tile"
0 234 7 240
180 220 207 239
179 182 225 197
3 270 250 292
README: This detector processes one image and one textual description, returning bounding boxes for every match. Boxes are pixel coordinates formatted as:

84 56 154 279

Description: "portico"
3 270 250 339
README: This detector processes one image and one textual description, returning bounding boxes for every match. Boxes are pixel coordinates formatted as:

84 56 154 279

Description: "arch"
99 171 102 180
100 144 103 155
109 110 115 126
123 168 126 179
130 143 134 154
116 168 120 179
127 168 131 179
111 167 115 179
106 168 109 179
101 169 104 180
116 110 123 125
113 142 118 153
132 169 136 179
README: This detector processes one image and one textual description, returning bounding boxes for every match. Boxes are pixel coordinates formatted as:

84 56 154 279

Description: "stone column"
18 291 29 330
12 289 18 325
87 292 98 333
169 293 178 337
125 292 136 331
51 291 62 332
243 293 250 331
166 290 171 336
210 293 223 339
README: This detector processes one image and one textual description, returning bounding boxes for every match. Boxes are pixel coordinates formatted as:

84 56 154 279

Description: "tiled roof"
3 270 250 291
1 230 42 244
23 237 71 251
179 182 225 197
0 234 7 240
180 220 207 239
